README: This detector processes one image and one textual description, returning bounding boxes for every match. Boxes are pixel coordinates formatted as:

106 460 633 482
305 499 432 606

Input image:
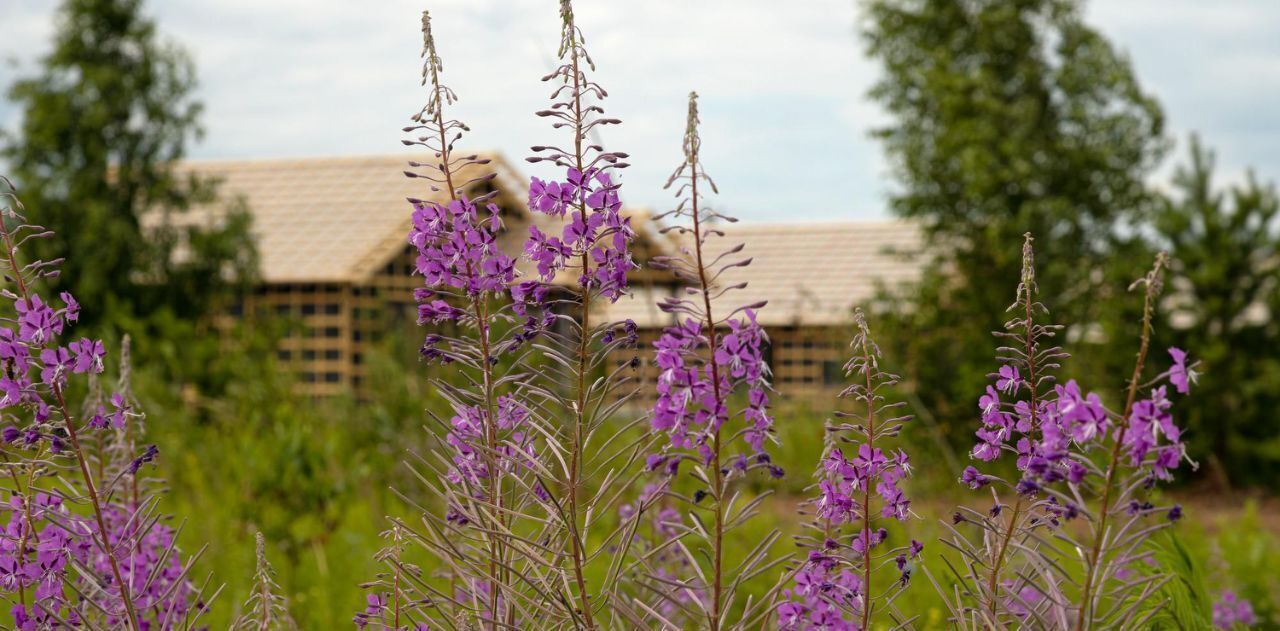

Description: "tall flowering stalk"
634 92 781 630
374 9 530 628
935 235 1195 628
778 310 921 629
615 485 705 628
94 337 209 629
1071 251 1193 629
933 233 1068 628
0 178 209 630
516 0 651 627
233 532 296 630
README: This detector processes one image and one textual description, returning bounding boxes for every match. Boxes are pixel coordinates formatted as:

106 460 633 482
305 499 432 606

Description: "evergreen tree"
1153 136 1280 488
2 0 257 385
863 0 1167 439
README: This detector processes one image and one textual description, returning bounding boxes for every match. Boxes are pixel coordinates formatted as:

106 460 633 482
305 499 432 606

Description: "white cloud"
4 0 1280 220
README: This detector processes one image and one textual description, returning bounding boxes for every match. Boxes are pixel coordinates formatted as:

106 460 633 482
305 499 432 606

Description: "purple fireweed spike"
640 92 781 630
505 0 652 628
376 9 548 627
0 178 212 630
778 309 918 629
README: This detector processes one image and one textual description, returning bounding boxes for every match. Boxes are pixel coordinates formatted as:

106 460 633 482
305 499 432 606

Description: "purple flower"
523 167 635 301
650 312 770 459
528 177 572 216
417 299 464 325
960 466 989 489
67 338 105 374
1121 386 1188 480
106 393 131 429
1005 583 1046 619
1167 347 1195 394
781 311 915 629
365 592 387 617
59 292 79 322
996 364 1022 394
910 539 924 558
409 197 515 298
127 445 160 474
1212 590 1257 629
38 347 72 386
441 396 543 516
86 407 109 430
16 295 60 344
524 226 570 281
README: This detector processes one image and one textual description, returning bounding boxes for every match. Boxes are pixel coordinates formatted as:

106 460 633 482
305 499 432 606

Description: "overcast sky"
2 1 1278 222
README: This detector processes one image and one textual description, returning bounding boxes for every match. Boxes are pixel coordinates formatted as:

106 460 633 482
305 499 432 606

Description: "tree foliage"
2 0 257 386
862 0 1167 445
1152 136 1280 488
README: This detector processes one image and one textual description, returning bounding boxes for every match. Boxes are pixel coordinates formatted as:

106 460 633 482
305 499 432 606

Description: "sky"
2 0 1278 222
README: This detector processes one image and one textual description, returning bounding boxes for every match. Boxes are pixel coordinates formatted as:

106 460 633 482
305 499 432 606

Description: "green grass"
129 355 1280 629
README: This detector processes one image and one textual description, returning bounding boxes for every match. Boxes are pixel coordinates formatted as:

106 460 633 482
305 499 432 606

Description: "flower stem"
425 57 508 625
859 334 876 630
472 293 505 628
0 215 140 630
1075 255 1163 631
687 143 726 631
983 252 1042 622
985 497 1023 623
563 22 596 629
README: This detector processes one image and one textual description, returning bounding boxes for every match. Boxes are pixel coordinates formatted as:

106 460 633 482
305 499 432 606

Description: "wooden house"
604 221 923 401
169 153 676 396
169 153 922 400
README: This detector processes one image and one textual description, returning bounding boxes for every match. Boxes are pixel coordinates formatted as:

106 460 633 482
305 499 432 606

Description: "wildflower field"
1 0 1278 629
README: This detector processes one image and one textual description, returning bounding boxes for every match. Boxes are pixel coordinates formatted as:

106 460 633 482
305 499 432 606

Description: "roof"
162 153 530 283
161 153 681 286
155 155 922 325
602 220 924 328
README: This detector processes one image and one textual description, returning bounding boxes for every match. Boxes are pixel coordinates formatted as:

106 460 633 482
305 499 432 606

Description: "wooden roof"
161 154 922 326
165 153 531 283
164 153 682 287
602 220 924 328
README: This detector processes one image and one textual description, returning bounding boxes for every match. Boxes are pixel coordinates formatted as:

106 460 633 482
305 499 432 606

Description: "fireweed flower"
90 339 201 629
650 311 772 462
627 92 780 629
615 489 706 627
523 168 635 301
408 196 516 297
1212 590 1257 629
441 396 544 502
932 234 1078 627
937 240 1197 629
475 1 652 628
0 181 207 630
1166 347 1196 394
1070 252 1197 629
779 310 919 630
366 8 591 628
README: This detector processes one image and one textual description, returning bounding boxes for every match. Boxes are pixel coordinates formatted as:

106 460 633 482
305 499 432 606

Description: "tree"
862 0 1167 443
1153 136 1280 488
2 0 257 385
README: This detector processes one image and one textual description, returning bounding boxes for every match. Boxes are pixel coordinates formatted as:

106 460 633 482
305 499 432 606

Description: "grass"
130 348 1280 629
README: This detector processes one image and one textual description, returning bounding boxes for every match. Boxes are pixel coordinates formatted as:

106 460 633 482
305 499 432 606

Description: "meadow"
137 356 1280 628
0 0 1277 629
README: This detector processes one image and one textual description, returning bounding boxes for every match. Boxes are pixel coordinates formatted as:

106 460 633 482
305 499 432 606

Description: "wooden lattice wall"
610 323 850 406
246 282 355 397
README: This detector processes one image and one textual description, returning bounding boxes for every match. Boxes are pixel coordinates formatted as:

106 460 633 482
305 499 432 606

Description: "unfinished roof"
603 220 925 328
165 153 530 283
